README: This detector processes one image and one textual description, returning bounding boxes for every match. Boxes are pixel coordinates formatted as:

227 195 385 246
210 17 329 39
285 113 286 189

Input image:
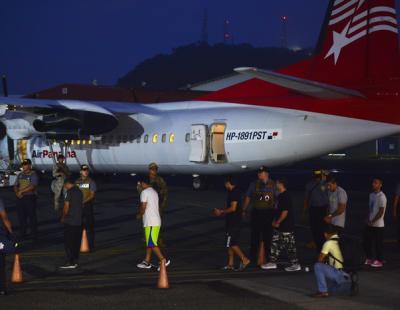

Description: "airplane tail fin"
309 0 400 86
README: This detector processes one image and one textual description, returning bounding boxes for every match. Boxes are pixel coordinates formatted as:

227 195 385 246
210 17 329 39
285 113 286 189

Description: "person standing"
262 178 301 272
214 176 250 271
14 159 39 240
242 166 276 264
324 176 348 234
0 198 14 296
60 177 83 269
52 154 70 211
76 165 97 250
313 225 354 298
303 170 329 251
363 178 386 268
136 176 170 269
392 183 400 244
138 163 168 245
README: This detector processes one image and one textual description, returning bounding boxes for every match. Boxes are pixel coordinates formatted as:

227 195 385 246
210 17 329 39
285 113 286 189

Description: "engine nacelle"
2 118 38 140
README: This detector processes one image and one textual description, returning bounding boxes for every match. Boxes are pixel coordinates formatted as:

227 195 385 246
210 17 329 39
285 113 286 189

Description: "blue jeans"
314 262 351 293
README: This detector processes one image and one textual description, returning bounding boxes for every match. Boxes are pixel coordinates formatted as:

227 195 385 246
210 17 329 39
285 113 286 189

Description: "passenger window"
122 135 128 143
152 134 158 143
108 136 114 143
169 133 175 143
144 135 149 143
129 135 135 142
162 134 166 143
185 133 190 142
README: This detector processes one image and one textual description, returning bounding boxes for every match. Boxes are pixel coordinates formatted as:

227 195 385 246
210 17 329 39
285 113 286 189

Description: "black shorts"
225 230 241 247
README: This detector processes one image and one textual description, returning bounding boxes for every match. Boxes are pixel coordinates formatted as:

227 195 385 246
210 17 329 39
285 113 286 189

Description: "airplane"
1 0 400 189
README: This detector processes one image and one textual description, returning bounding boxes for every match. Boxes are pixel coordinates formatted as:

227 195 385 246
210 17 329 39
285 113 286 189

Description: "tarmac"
0 167 400 310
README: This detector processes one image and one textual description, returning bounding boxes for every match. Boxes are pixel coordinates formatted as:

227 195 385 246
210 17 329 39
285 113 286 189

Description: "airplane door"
189 124 208 163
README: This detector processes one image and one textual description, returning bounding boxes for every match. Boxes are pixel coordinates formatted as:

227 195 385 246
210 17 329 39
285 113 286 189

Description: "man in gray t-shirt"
325 176 348 232
60 178 83 269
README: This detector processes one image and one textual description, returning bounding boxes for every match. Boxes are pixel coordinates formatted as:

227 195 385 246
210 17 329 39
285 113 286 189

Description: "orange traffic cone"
11 254 24 284
257 241 266 266
80 229 90 253
157 259 169 289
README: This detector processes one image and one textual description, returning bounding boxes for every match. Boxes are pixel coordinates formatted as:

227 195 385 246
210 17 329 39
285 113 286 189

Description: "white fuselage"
13 101 400 175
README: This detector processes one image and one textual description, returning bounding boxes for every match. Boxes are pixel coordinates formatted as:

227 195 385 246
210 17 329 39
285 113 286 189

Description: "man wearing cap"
243 166 276 264
303 170 330 251
76 165 97 250
52 154 70 211
14 159 39 240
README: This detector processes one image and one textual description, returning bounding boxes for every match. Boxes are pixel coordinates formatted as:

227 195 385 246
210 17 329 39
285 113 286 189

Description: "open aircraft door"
189 124 208 163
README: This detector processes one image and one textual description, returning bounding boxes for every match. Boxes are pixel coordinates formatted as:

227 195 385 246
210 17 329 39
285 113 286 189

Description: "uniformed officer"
302 170 330 251
13 159 39 240
52 154 70 211
242 166 276 263
76 165 97 250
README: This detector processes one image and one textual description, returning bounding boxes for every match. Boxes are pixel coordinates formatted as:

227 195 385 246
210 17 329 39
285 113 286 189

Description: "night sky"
0 0 398 95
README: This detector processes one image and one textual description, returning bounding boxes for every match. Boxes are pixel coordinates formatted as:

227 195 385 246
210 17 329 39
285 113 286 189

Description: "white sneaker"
157 259 171 271
137 261 152 269
261 262 277 270
59 263 78 270
285 264 301 272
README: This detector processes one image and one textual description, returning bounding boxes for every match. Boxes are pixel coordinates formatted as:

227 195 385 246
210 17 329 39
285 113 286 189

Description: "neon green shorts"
144 226 160 248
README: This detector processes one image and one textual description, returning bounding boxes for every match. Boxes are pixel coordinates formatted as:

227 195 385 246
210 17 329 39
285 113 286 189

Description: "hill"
117 43 313 90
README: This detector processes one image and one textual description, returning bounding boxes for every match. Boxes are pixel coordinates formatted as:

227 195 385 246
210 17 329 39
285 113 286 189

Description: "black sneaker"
350 272 359 296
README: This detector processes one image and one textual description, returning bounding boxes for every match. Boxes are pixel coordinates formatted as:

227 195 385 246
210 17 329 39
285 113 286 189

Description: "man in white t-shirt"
324 176 348 233
136 176 170 270
363 178 386 268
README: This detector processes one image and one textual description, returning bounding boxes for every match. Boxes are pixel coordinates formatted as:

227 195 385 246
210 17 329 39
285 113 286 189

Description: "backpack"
329 236 365 272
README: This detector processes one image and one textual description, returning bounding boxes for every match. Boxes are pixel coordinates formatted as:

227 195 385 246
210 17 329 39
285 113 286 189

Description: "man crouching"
313 225 357 297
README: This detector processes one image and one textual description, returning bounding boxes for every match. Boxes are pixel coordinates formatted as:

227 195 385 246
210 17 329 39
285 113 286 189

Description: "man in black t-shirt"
214 176 250 271
261 178 301 272
60 177 83 270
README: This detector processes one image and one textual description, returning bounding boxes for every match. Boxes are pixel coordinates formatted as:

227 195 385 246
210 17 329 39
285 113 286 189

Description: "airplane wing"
234 67 365 100
0 97 155 140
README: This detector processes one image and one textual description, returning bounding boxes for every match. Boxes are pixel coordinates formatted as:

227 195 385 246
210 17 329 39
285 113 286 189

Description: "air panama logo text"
325 0 398 64
32 150 76 159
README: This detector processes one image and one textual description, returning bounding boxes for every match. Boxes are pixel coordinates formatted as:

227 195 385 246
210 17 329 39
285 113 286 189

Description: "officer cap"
148 162 158 170
257 166 268 173
22 159 32 166
80 164 89 171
